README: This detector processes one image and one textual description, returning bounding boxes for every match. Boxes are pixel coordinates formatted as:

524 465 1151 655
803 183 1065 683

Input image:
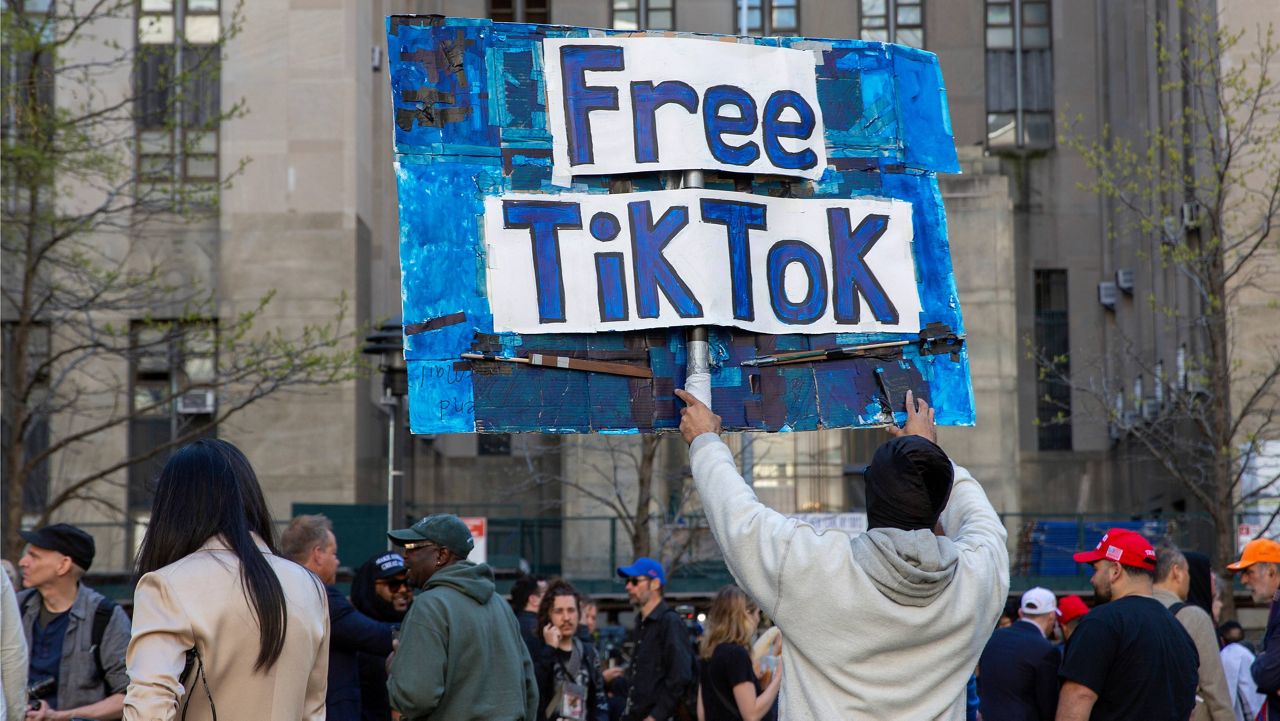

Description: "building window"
741 0 797 36
478 433 513 456
128 321 217 511
1034 270 1071 450
1 322 51 513
612 0 674 31
985 0 1053 149
135 0 222 203
743 431 845 513
859 0 924 49
489 0 551 24
2 1 57 214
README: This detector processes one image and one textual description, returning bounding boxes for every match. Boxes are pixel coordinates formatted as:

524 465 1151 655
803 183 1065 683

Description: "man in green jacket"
387 514 538 721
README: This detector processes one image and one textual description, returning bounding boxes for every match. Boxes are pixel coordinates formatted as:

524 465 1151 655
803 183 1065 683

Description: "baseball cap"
616 557 666 586
19 524 96 572
1019 587 1057 615
1072 528 1157 570
1056 595 1089 626
372 552 407 579
388 514 474 558
1227 538 1280 571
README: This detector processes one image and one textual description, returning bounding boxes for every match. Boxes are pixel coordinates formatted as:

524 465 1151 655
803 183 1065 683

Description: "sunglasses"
625 576 652 586
378 578 408 591
402 540 440 553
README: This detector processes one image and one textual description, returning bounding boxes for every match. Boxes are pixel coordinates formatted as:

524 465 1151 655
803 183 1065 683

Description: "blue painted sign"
387 16 973 434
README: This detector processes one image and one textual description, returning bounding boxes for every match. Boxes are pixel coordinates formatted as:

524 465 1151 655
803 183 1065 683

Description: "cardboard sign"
542 38 827 185
485 190 920 335
387 16 972 434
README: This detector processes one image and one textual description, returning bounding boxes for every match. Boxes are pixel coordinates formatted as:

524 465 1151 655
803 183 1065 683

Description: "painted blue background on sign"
387 15 973 434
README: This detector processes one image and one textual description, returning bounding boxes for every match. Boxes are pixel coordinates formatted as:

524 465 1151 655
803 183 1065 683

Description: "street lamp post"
362 318 408 545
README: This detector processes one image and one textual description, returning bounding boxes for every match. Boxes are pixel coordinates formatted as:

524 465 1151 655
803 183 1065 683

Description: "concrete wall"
1222 0 1280 459
937 151 1019 516
218 0 366 516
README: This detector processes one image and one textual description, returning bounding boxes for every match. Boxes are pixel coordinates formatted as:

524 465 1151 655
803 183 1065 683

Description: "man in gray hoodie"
673 388 1009 720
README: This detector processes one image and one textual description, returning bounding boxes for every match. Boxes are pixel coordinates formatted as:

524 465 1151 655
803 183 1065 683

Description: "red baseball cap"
1072 528 1157 571
1056 595 1089 626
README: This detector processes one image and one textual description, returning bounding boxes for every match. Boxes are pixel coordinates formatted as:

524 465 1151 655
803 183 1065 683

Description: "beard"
1092 576 1113 603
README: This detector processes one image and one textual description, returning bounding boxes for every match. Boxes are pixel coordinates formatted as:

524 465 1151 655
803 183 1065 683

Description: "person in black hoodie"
351 552 412 721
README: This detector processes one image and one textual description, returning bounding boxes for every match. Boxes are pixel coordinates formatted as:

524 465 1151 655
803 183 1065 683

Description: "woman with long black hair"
124 439 329 721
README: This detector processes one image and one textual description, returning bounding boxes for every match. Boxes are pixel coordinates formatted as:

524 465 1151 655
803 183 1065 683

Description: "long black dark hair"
135 438 288 670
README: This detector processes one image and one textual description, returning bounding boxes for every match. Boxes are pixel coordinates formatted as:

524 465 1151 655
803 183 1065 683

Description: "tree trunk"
629 434 661 559
1215 503 1239 621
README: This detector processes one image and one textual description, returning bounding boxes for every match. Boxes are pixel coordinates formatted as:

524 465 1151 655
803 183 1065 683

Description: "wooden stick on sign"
460 353 653 379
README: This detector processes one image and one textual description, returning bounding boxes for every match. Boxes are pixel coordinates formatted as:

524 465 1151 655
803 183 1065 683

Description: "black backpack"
20 590 118 688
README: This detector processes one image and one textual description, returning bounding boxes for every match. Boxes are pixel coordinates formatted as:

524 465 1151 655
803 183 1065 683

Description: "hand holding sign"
885 389 938 444
675 388 722 444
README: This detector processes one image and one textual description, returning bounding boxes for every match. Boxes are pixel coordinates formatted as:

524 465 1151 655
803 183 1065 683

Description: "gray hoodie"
689 432 1009 721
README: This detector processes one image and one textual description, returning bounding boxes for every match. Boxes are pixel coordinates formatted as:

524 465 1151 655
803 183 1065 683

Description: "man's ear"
55 554 73 578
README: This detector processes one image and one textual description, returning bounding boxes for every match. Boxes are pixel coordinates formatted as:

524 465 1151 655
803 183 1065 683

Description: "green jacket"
388 561 538 721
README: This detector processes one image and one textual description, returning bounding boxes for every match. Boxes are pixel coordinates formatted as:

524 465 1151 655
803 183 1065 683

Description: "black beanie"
865 436 955 532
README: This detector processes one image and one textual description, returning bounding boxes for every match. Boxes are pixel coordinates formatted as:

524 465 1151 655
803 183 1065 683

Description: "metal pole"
738 0 749 35
682 170 712 410
385 390 398 548
1013 0 1025 148
394 391 408 532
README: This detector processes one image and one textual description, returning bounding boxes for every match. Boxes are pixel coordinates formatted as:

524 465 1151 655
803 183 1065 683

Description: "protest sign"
485 190 919 335
387 16 972 434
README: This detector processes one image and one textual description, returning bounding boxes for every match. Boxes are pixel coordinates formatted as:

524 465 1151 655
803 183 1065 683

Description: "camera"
27 676 55 710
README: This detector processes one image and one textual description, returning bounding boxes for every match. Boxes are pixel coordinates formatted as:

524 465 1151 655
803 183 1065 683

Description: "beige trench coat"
123 534 329 721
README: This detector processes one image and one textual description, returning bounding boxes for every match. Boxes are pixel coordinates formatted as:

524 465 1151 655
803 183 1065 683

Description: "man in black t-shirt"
1056 528 1199 721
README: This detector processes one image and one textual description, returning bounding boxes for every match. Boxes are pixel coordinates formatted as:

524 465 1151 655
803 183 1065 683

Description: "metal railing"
18 509 1227 600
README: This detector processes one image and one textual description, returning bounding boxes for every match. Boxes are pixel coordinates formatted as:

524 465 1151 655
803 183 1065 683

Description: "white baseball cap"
1020 587 1057 615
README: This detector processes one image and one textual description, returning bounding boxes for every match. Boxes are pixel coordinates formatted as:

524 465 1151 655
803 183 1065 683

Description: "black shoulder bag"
179 647 216 721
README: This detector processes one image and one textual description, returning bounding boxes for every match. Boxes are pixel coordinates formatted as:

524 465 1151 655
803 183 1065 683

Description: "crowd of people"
2 395 1280 720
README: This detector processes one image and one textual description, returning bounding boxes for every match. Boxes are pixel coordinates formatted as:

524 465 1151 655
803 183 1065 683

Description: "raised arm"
677 389 803 617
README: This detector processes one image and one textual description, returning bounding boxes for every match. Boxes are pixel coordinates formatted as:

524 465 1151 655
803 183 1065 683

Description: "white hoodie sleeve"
938 464 1010 592
690 432 823 617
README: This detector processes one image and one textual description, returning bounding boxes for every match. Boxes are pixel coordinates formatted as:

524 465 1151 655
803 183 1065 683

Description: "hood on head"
865 436 954 532
425 560 495 604
351 555 407 623
851 527 959 606
1184 551 1213 616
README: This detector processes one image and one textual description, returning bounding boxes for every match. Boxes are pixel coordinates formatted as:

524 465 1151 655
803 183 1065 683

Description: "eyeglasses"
402 540 440 553
625 576 650 586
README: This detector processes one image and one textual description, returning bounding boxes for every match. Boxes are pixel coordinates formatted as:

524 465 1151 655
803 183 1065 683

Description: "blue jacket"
1254 592 1280 719
327 584 396 721
977 620 1061 721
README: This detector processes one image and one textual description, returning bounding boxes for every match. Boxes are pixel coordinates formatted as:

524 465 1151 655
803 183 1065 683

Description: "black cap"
20 524 96 572
372 552 407 579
